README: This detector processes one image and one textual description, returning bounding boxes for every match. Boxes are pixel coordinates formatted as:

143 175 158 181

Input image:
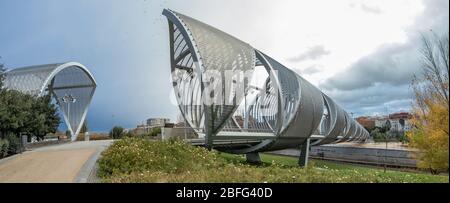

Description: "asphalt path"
0 140 113 183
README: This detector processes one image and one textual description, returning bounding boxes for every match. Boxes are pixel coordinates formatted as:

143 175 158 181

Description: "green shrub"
98 137 449 183
109 126 125 139
150 127 161 137
4 133 22 154
0 138 9 157
0 133 23 157
123 131 135 138
98 137 219 179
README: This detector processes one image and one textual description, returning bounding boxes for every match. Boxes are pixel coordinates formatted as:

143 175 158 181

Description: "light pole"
62 94 76 138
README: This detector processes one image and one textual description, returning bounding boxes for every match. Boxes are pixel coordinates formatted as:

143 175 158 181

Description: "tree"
369 120 391 142
0 90 60 141
0 56 6 89
1 60 60 154
28 95 61 140
0 63 6 138
0 61 5 90
0 90 34 136
109 126 125 139
408 31 449 174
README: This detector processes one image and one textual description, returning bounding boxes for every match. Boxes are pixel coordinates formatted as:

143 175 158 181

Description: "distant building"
163 117 198 140
374 116 389 128
133 124 151 134
388 112 413 134
174 121 187 128
356 117 376 130
129 118 172 135
358 112 413 134
147 118 170 128
389 112 413 120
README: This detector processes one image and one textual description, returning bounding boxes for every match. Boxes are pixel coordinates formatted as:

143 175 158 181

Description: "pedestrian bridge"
163 9 369 166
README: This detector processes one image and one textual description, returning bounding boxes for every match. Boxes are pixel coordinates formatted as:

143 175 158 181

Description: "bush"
150 127 161 137
0 138 9 158
98 137 448 183
123 131 135 138
98 137 219 178
370 128 387 142
0 133 22 156
109 126 125 139
4 133 22 154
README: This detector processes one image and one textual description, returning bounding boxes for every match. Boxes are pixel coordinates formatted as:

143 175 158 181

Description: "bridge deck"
187 133 345 147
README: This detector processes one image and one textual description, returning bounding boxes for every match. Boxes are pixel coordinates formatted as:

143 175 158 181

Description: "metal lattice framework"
163 9 369 155
3 62 97 140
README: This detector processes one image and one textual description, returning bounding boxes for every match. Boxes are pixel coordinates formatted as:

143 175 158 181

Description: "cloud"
288 45 331 62
321 42 420 91
326 83 414 116
322 0 449 92
360 4 382 14
327 83 412 107
321 0 449 115
299 65 322 75
350 2 382 14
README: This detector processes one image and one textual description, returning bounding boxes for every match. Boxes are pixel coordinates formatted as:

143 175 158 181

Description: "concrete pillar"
298 138 310 167
246 152 262 164
161 127 166 140
21 135 28 152
204 107 213 151
84 132 90 141
204 129 213 151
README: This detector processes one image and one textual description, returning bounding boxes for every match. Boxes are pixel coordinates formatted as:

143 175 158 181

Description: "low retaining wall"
271 145 417 168
162 127 197 140
25 139 71 149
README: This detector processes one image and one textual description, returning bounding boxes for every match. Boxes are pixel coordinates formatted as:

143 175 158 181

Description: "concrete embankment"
270 142 417 168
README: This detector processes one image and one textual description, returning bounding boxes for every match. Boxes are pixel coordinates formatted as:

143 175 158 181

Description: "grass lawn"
98 138 449 183
220 153 448 183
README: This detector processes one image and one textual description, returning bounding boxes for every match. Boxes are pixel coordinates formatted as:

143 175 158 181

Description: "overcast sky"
0 0 448 131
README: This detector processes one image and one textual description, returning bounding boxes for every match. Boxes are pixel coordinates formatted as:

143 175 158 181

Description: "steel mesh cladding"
163 9 369 154
3 62 97 140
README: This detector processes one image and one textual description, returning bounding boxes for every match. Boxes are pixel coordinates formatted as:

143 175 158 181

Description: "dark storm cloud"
326 84 414 116
321 0 449 115
288 45 331 62
321 42 420 91
323 0 449 92
326 84 413 108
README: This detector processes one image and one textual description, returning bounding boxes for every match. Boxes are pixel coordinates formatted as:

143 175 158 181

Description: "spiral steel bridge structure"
164 9 369 166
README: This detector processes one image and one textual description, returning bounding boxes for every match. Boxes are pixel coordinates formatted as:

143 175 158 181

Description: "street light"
62 94 76 137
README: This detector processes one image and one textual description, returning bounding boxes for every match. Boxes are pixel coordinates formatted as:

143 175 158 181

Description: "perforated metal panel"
312 94 347 145
165 9 255 139
163 9 369 153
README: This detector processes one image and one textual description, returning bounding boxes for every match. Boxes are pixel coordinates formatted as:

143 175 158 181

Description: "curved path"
0 140 113 183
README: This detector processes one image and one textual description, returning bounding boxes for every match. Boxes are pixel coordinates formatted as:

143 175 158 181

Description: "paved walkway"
0 140 113 183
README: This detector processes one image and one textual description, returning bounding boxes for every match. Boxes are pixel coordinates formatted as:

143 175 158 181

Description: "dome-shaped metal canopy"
3 62 97 140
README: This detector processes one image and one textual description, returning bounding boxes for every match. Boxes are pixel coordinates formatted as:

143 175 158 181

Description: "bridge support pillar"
298 138 310 167
246 152 262 164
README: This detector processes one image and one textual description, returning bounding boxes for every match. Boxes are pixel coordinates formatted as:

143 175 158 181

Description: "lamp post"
62 94 76 138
